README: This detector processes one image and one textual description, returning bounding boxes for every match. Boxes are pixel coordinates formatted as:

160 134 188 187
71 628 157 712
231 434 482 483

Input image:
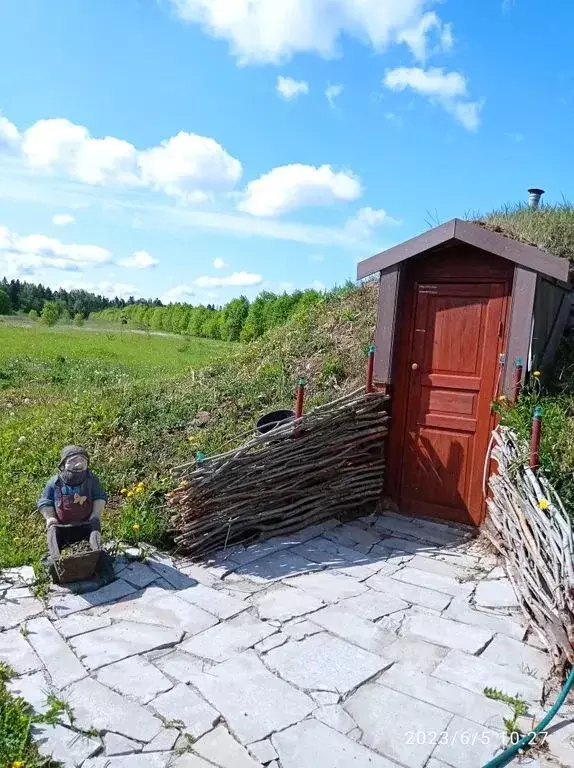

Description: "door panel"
399 280 506 525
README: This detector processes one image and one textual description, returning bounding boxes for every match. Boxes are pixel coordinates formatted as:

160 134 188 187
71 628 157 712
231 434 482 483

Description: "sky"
0 0 572 306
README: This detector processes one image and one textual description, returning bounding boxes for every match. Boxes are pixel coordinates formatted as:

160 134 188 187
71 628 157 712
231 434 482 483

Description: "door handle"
411 363 419 371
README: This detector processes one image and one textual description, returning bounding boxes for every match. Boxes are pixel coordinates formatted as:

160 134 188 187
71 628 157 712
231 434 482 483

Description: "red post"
295 377 305 419
530 407 542 469
512 356 523 403
366 344 375 393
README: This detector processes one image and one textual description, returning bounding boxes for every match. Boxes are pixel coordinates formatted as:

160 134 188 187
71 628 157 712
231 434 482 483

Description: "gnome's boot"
89 528 102 551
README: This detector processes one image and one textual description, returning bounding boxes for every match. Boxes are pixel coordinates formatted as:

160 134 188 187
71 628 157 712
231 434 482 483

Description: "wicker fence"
485 426 574 670
169 388 389 558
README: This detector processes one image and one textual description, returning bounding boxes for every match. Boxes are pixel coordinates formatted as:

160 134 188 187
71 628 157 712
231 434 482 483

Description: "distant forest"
0 277 163 317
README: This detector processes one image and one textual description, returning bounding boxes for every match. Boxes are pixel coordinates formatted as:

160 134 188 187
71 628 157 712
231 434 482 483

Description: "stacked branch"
169 389 389 558
485 426 574 668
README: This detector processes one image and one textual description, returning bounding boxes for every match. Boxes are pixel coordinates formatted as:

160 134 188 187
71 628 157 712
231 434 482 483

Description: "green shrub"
40 302 59 327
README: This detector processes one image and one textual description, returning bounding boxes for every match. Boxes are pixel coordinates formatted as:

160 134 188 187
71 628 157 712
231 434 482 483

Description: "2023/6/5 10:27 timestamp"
405 730 548 747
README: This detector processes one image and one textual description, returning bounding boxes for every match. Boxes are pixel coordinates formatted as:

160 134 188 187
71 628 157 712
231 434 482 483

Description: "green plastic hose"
482 665 574 767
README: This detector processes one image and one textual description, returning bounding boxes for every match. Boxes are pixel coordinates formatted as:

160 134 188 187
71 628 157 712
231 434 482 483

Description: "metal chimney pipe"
528 188 544 209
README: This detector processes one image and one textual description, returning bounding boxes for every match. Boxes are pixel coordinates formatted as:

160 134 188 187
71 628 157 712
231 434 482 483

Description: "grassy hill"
0 283 377 567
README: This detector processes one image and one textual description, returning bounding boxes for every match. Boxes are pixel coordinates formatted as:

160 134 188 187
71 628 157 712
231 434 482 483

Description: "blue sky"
0 0 572 305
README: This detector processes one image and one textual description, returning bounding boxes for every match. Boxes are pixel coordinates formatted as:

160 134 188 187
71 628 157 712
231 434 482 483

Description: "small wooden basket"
53 550 102 583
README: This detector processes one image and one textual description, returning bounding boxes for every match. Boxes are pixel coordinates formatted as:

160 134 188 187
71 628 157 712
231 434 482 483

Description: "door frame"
387 251 513 524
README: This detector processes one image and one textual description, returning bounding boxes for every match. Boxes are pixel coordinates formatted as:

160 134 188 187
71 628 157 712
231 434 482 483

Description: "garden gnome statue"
37 445 107 560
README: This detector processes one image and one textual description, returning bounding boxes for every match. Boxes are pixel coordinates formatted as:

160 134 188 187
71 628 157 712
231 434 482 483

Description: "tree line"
93 289 328 342
0 277 163 318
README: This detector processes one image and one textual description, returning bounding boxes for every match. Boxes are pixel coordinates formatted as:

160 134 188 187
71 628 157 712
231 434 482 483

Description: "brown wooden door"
397 280 507 525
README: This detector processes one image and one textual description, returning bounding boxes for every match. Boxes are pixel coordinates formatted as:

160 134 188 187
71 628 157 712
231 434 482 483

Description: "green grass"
0 284 377 568
475 201 574 261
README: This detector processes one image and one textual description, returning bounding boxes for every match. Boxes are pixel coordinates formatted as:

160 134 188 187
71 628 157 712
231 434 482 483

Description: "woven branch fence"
485 426 574 669
168 388 389 558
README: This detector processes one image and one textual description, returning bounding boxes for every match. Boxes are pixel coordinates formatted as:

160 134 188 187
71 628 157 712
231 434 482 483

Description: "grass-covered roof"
474 202 574 263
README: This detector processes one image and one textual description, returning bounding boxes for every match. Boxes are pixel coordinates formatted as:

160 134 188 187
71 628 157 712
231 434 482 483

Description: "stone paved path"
0 513 566 767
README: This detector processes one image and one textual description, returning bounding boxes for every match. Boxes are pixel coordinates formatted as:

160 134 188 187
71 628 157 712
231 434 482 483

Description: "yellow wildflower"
127 490 135 498
120 488 128 495
538 499 549 510
12 761 24 768
497 395 506 402
136 483 145 494
132 523 140 531
533 370 541 378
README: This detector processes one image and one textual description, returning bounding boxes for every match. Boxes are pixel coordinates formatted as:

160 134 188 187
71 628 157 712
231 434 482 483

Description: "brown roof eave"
357 218 571 284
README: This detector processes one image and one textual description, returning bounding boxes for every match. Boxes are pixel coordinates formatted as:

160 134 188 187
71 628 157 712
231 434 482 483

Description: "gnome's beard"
59 469 88 486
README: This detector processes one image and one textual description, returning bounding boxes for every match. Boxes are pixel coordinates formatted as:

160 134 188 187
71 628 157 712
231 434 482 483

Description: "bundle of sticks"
485 426 574 668
169 388 389 558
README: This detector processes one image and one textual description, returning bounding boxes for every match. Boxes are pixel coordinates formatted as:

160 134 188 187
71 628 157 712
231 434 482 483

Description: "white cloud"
194 271 263 288
58 279 140 299
22 119 140 186
1 114 243 202
325 83 343 108
0 224 112 277
52 213 75 226
344 206 400 239
239 163 362 217
161 285 196 303
138 131 242 201
383 66 482 130
277 76 309 100
213 257 226 269
396 12 453 61
311 280 325 292
118 249 159 269
169 0 451 65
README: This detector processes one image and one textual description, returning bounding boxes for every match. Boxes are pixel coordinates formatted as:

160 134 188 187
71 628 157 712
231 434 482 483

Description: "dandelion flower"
533 370 541 378
127 490 135 498
12 761 24 768
132 523 140 531
538 499 549 510
120 488 128 495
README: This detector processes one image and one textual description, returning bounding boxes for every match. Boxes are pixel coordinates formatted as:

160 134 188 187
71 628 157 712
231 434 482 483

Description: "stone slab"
402 613 493 653
120 561 158 588
7 670 52 714
311 690 340 705
407 554 473 581
444 599 526 641
309 605 397 654
142 728 179 753
2 564 36 583
248 738 278 764
314 705 356 734
32 723 100 767
146 560 199 589
325 523 382 549
152 649 209 682
431 715 503 768
234 550 322 583
255 633 288 653
105 732 141 756
254 584 324 621
378 663 510 730
103 591 218 635
366 574 451 611
26 617 87 688
66 677 163 742
190 651 314 744
84 755 171 768
180 612 276 662
273 718 398 768
391 567 473 597
96 655 173 703
193 724 260 768
341 589 409 621
0 627 42 674
51 579 136 618
475 579 519 608
481 634 552 680
178 583 248 619
381 636 449 674
171 756 215 768
151 683 219 738
345 683 452 768
0 596 44 629
266 632 390 694
282 619 323 641
376 536 437 556
433 649 543 702
54 613 112 639
70 620 183 670
283 571 367 603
